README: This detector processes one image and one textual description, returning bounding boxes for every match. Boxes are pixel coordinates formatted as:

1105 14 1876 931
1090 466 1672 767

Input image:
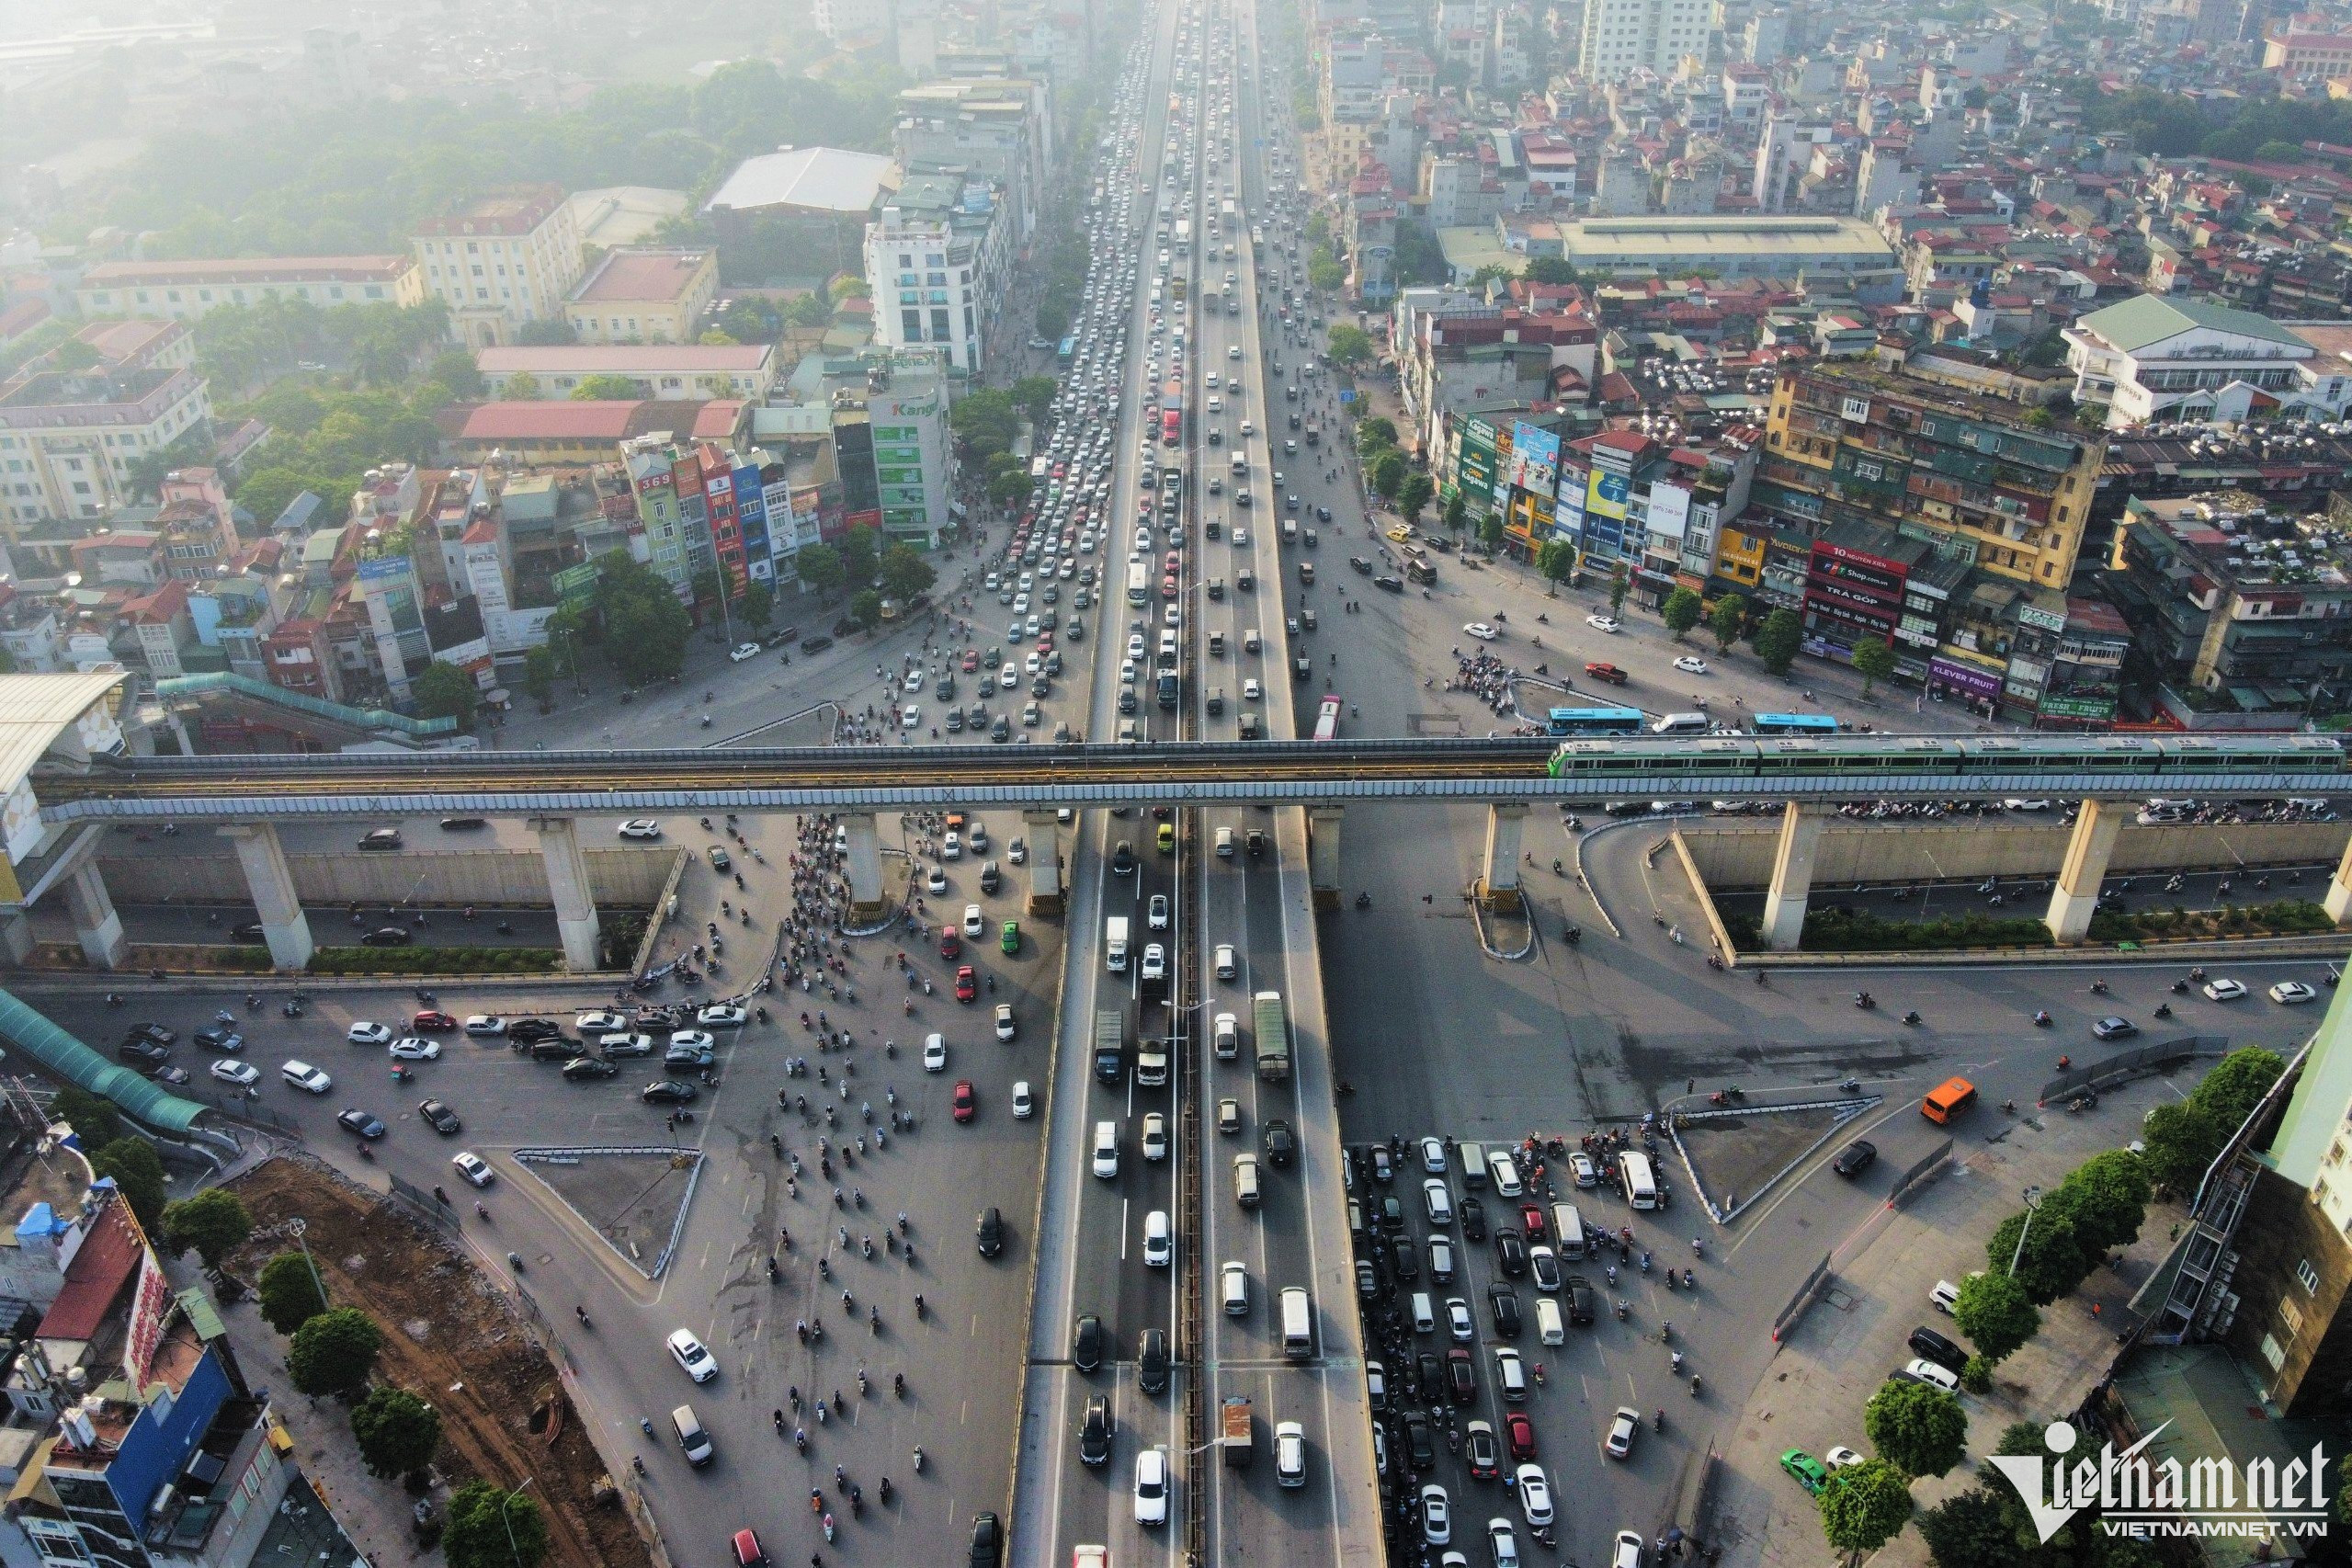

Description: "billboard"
1508 422 1561 494
552 562 602 606
1585 470 1630 521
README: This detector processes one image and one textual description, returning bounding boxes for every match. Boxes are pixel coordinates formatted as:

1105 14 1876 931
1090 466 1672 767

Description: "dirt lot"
224 1157 651 1568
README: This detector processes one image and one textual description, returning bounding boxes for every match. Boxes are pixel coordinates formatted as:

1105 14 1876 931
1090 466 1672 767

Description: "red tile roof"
39 1200 142 1342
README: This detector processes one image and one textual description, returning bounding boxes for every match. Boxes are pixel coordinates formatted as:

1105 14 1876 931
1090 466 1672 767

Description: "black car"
968 1512 1003 1568
417 1098 461 1135
128 1023 176 1047
336 1108 386 1139
1832 1139 1878 1178
1494 1227 1528 1277
1909 1324 1968 1371
1488 1284 1521 1338
358 828 403 852
1379 1194 1406 1233
561 1057 619 1082
1078 1395 1111 1466
1110 841 1136 875
1403 1412 1435 1471
1415 1350 1441 1400
230 922 267 942
116 1038 172 1068
641 1080 698 1104
1564 1275 1596 1325
439 817 488 831
1073 1313 1105 1374
193 1028 244 1053
506 1018 563 1044
1445 1347 1476 1404
1372 574 1403 592
1139 1328 1170 1394
1368 1145 1393 1182
799 634 835 654
1390 1240 1418 1283
360 926 414 948
1264 1119 1295 1167
1460 1196 1487 1241
976 1206 1005 1257
151 1064 193 1085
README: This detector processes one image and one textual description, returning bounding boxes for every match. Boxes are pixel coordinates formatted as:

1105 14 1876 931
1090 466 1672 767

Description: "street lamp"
2007 1186 2044 1278
498 1475 539 1568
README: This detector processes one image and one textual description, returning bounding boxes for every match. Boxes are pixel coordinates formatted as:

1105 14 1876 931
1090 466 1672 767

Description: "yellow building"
74 256 425 322
412 185 584 350
562 248 720 344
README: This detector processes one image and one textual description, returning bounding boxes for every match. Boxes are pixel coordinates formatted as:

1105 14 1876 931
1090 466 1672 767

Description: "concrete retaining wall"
97 846 677 909
1680 819 2351 892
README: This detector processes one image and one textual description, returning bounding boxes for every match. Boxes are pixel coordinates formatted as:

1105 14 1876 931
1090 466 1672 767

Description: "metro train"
1545 731 2349 783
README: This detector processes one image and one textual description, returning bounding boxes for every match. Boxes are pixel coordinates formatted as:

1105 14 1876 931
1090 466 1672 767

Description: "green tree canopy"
1988 1200 2089 1306
1355 416 1398 456
429 350 484 400
1916 1486 2034 1568
1396 472 1434 526
1478 513 1505 550
1850 634 1897 696
522 647 556 708
1536 538 1576 591
1661 586 1703 641
500 371 543 400
443 1482 549 1568
2058 1149 2153 1256
1442 492 1467 533
838 527 880 593
785 292 834 329
1755 608 1803 675
585 551 691 686
257 1251 330 1334
1608 563 1630 618
53 1085 122 1146
410 661 479 731
1370 449 1407 502
288 1306 383 1398
2142 1047 2284 1195
1307 248 1345 291
849 589 883 629
514 318 577 347
91 1139 166 1229
1326 324 1375 365
1010 376 1059 422
880 544 937 603
1709 593 1748 653
1821 1458 1916 1554
1865 1379 1970 1478
1524 256 1582 286
743 583 774 630
570 373 644 401
949 389 1021 460
1952 1269 2041 1364
161 1187 252 1268
350 1385 443 1480
795 543 845 600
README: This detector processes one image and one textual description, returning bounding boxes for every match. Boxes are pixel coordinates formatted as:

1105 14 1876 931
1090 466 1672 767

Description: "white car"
1903 1358 1961 1392
1142 1209 1172 1267
1605 1404 1640 1459
451 1152 494 1188
2202 978 2247 1001
905 671 926 693
1011 1080 1034 1119
901 705 921 730
576 1010 626 1033
1419 1135 1448 1173
282 1061 332 1094
923 1034 948 1072
1612 1530 1645 1568
1487 1519 1521 1568
1586 615 1620 633
1516 1464 1553 1527
462 1016 507 1037
1569 1152 1598 1187
618 819 663 839
1424 1178 1454 1226
2272 981 2319 1005
1447 1297 1474 1340
346 1022 392 1047
1243 676 1263 701
926 866 949 894
1824 1445 1867 1470
963 903 984 937
1148 892 1170 930
667 1029 715 1052
1142 943 1166 982
1133 1446 1170 1525
943 832 962 859
388 1038 440 1062
1142 1111 1169 1161
729 642 761 662
1420 1483 1451 1545
1275 1421 1307 1486
696 1003 746 1028
667 1328 718 1383
1462 622 1498 642
210 1059 259 1086
995 1004 1017 1041
1672 655 1709 675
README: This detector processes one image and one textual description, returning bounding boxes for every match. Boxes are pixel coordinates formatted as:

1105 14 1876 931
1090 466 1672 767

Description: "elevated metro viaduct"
10 730 2347 970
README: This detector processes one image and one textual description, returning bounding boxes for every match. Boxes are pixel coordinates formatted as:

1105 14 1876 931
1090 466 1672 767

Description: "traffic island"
1666 1092 1877 1221
514 1144 707 1280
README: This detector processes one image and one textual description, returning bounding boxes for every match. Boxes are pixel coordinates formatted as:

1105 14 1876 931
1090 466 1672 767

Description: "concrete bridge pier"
62 853 125 971
1475 802 1528 913
1308 805 1345 911
529 816 602 971
1760 802 1830 951
1023 811 1064 915
220 823 313 971
2046 798 2125 945
843 812 889 925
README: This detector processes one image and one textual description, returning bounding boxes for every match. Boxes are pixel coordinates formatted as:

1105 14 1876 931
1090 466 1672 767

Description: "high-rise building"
411 185 585 350
1576 0 1710 80
863 176 1012 376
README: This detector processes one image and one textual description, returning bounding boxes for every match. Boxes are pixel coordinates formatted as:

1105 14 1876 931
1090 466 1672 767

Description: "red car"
1519 1202 1548 1241
955 966 978 1002
952 1080 977 1122
412 1011 457 1032
1505 1410 1538 1461
940 926 962 959
961 650 980 673
731 1529 767 1568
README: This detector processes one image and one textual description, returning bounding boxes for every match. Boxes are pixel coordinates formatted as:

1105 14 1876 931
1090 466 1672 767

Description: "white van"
1534 1297 1565 1346
1651 711 1710 735
1279 1287 1313 1359
1550 1203 1586 1261
1487 1148 1524 1198
281 1060 332 1093
1092 1121 1119 1179
1620 1150 1658 1210
671 1403 714 1466
1930 1279 1962 1315
1411 1291 1436 1334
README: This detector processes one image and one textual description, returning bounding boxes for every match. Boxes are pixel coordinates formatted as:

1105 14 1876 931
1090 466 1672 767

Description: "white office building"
1576 0 1710 80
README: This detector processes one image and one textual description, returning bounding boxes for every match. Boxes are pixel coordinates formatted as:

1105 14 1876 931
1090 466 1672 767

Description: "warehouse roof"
705 147 896 216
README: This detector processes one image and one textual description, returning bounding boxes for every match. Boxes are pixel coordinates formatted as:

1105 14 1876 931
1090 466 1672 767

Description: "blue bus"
1547 706 1645 736
1751 712 1840 735
1057 336 1076 366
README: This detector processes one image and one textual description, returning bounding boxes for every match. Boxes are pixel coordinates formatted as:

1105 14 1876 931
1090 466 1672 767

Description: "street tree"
1442 492 1467 533
1661 586 1703 642
590 551 691 685
350 1385 442 1480
1477 513 1505 551
837 527 880 594
796 544 845 602
1821 1458 1916 1554
1952 1270 2040 1363
1864 1379 1970 1478
1536 539 1575 595
1370 449 1407 502
1608 563 1630 619
742 583 773 630
411 661 478 732
880 543 937 603
442 1481 549 1568
161 1188 251 1268
288 1307 383 1399
1355 416 1398 457
1709 593 1748 653
849 589 883 630
1915 1486 2026 1568
1755 608 1803 675
1326 324 1375 365
1987 1200 2089 1305
1849 635 1897 697
1010 376 1058 423
949 389 1020 460
1396 472 1434 526
2060 1149 2153 1256
92 1140 166 1229
257 1252 329 1334
522 647 555 710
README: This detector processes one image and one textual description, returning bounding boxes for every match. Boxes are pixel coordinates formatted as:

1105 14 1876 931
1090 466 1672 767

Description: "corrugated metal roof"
0 989 207 1134
0 670 130 808
704 148 894 216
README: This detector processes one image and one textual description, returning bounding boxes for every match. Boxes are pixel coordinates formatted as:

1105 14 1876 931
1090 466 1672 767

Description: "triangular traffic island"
1666 1094 1877 1221
514 1144 707 1280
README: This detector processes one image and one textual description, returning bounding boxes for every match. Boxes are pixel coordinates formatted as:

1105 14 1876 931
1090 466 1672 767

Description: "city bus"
1057 336 1075 366
1313 695 1342 740
1127 562 1150 607
1545 706 1645 736
1750 712 1840 735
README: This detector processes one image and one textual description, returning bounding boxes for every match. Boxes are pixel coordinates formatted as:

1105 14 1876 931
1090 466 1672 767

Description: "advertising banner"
1508 422 1561 494
1929 654 2005 700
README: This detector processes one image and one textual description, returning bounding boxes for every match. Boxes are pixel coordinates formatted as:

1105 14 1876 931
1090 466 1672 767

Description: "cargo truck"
1221 1396 1253 1466
1253 991 1290 1082
1094 1010 1124 1083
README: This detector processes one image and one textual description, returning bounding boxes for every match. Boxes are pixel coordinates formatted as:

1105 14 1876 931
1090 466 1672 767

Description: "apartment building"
2062 293 2345 428
561 247 720 344
1576 0 1710 81
1401 304 1600 470
0 346 212 533
74 256 425 321
476 344 778 402
863 172 1014 375
892 75 1050 243
1757 360 2105 592
411 185 585 349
